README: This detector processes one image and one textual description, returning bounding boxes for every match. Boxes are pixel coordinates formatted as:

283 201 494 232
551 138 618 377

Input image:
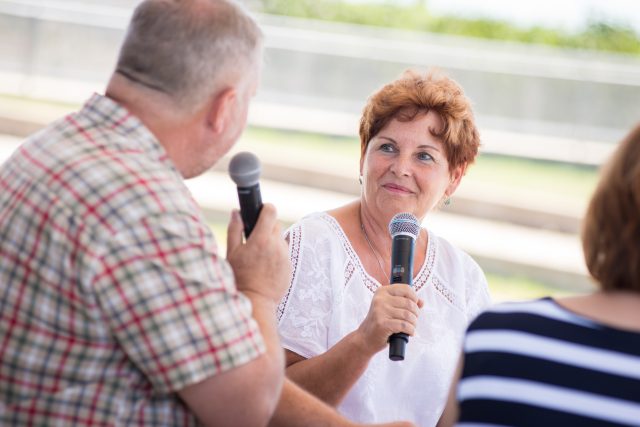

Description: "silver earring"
358 175 363 185
444 197 451 207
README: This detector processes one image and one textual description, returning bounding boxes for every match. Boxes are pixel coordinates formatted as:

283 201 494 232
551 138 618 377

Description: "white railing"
2 0 640 162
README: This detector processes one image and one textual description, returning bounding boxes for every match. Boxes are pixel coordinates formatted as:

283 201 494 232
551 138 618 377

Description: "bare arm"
285 284 423 406
179 206 290 426
178 296 283 426
269 378 416 427
437 354 464 427
284 332 372 406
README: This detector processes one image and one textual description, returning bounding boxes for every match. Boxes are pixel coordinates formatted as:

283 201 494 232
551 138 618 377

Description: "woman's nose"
390 154 412 176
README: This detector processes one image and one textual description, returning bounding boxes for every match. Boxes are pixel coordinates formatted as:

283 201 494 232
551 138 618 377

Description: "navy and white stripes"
457 298 640 427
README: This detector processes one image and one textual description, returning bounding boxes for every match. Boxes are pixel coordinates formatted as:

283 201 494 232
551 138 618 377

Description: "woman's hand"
355 284 424 356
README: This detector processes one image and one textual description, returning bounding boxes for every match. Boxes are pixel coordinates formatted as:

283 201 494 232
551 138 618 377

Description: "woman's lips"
382 183 413 194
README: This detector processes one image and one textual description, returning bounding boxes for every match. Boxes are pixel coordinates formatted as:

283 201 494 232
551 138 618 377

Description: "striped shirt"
457 297 640 427
0 94 265 426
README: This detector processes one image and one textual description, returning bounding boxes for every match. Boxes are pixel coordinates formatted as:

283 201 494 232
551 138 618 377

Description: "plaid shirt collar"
82 93 173 167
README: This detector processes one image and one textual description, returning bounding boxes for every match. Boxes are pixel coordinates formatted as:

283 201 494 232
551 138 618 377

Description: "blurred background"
1 0 639 301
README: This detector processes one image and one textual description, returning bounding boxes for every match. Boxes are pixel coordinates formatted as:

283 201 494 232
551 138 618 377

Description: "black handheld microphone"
387 212 420 361
228 152 263 238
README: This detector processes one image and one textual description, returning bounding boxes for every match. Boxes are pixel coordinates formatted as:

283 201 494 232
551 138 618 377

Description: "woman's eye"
418 152 433 161
380 143 395 152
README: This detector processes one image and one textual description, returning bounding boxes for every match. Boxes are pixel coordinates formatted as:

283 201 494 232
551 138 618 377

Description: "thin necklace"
359 209 388 282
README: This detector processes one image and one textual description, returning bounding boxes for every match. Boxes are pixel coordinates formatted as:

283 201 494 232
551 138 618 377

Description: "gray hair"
115 0 262 110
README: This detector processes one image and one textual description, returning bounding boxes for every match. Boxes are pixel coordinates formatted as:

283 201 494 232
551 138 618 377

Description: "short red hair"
359 69 480 172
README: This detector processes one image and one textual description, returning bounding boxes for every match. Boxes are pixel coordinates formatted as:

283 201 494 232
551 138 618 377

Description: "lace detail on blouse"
278 217 333 357
278 224 302 322
320 214 379 293
412 236 437 293
277 212 491 425
344 260 356 287
319 214 436 294
432 276 464 312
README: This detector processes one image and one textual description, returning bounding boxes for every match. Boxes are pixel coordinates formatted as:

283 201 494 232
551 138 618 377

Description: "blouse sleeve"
464 259 492 323
277 219 334 359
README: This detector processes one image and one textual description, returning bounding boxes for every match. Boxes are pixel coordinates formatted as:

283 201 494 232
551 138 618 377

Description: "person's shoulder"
469 298 553 328
430 230 483 275
484 297 551 314
286 212 338 238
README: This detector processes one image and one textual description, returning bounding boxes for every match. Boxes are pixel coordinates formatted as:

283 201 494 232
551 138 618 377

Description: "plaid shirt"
0 94 265 426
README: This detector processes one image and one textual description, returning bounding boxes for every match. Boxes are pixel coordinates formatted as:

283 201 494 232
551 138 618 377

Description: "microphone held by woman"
387 212 420 361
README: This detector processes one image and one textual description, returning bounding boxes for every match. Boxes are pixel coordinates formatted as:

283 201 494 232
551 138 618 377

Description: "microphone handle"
237 183 263 238
388 234 415 361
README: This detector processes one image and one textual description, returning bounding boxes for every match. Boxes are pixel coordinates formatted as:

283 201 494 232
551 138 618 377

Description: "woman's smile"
381 182 414 195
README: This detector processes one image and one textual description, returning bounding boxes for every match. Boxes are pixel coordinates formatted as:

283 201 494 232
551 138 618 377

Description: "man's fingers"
226 210 243 258
246 203 277 243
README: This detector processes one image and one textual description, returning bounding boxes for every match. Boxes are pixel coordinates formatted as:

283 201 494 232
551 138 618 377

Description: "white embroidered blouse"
277 212 491 426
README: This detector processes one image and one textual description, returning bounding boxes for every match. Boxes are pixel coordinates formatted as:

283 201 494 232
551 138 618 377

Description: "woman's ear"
445 164 467 197
207 87 237 134
359 142 369 178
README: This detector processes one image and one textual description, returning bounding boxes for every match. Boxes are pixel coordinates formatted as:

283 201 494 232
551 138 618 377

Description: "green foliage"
258 0 430 29
576 21 640 53
255 0 640 55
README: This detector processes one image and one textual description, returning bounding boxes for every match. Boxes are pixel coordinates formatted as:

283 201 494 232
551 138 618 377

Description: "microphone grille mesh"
228 152 261 187
388 213 420 239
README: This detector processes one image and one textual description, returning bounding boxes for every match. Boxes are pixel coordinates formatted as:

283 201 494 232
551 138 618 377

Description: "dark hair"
359 69 480 172
582 123 640 291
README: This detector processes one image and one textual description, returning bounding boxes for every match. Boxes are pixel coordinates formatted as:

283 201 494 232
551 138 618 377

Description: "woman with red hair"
277 69 491 426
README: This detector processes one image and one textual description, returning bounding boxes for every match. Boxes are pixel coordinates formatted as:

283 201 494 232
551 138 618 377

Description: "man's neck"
105 73 201 176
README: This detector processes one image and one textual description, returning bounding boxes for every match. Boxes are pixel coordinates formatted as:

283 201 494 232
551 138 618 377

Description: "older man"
0 1 415 426
0 0 289 425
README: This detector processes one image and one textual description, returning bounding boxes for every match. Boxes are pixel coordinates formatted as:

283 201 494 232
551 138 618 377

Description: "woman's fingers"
374 285 421 316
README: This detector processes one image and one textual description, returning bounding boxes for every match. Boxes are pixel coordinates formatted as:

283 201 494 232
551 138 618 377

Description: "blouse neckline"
319 212 436 293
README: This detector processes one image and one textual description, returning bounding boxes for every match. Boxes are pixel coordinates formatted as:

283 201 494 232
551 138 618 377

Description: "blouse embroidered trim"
278 224 302 322
320 214 436 294
432 276 464 311
344 260 356 287
412 237 437 293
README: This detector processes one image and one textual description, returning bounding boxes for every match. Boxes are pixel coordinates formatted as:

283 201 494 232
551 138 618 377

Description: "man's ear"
446 164 467 197
207 87 237 134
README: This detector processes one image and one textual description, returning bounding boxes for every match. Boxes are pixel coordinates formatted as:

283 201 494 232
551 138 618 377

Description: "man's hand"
226 203 291 304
